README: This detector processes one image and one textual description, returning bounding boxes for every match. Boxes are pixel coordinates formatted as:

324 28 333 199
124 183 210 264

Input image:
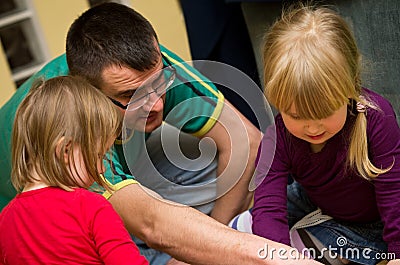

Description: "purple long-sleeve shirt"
252 88 400 257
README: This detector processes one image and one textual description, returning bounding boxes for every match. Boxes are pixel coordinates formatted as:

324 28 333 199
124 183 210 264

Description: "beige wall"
0 44 16 106
0 0 190 107
130 0 191 62
33 0 89 58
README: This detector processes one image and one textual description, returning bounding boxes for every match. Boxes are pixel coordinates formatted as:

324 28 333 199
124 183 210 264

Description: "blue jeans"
230 181 388 265
288 181 387 265
131 239 172 265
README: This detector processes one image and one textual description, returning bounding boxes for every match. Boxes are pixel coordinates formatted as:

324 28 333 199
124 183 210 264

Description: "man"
0 3 321 265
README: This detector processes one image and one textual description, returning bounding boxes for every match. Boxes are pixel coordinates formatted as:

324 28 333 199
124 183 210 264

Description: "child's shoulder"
362 88 399 136
73 188 109 205
363 88 396 116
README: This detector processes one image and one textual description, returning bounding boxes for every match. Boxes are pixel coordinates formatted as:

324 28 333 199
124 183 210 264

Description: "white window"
0 0 49 87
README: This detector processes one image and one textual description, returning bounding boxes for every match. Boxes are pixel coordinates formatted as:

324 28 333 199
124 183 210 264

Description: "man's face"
99 55 165 133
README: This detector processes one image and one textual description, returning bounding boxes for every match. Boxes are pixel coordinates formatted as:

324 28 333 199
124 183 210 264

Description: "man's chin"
126 112 163 133
144 121 162 133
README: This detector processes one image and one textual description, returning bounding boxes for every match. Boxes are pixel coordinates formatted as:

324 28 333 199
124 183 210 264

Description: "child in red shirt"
0 76 148 265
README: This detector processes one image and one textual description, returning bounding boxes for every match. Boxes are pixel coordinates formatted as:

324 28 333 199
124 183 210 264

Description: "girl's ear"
55 137 72 164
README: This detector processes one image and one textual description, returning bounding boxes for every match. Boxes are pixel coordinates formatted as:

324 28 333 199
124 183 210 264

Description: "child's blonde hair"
11 76 122 191
263 3 390 179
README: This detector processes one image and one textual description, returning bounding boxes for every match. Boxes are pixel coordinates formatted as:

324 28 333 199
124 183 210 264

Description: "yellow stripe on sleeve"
162 52 220 98
162 52 225 137
102 179 139 200
192 94 224 137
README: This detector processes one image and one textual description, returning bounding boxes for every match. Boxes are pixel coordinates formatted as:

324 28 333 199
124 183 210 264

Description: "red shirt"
0 187 148 265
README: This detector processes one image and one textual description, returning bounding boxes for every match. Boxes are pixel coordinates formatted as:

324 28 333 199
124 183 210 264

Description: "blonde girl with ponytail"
230 3 400 265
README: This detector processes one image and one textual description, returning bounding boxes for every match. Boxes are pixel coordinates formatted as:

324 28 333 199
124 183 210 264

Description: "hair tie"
356 102 366 113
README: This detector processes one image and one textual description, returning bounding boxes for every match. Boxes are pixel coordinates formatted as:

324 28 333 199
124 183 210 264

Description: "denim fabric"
287 180 318 228
132 237 172 265
288 181 387 265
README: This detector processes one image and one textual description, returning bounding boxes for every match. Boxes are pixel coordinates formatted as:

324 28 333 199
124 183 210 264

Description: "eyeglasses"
108 54 176 111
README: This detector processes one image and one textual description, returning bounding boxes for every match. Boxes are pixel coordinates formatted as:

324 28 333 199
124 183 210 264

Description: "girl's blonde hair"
12 76 122 191
263 3 390 179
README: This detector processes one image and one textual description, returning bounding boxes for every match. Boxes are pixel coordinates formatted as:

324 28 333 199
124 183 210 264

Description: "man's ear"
55 137 72 164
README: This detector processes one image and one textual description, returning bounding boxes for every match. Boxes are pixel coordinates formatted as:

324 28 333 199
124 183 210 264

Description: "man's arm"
204 100 262 224
109 183 322 265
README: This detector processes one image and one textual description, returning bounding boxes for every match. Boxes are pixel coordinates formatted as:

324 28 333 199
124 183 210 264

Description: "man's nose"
142 92 163 112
